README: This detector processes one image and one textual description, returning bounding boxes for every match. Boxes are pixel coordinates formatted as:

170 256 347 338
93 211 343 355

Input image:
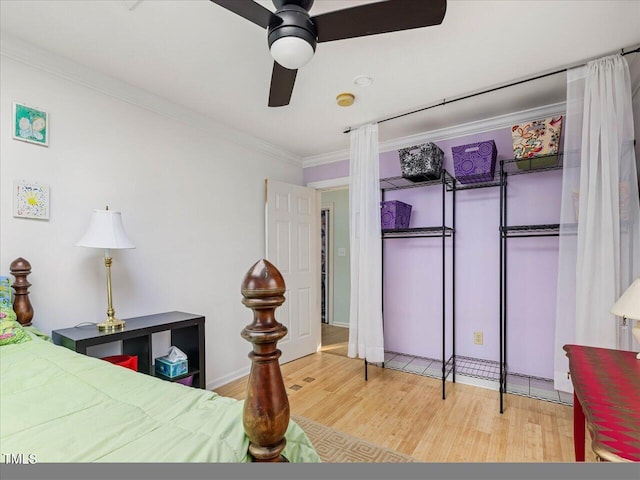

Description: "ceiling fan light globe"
270 36 314 70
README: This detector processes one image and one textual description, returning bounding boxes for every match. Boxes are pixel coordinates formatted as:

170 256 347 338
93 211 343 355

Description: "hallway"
321 324 348 357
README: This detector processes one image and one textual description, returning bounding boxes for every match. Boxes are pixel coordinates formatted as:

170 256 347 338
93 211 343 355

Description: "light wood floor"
215 349 596 462
320 323 349 356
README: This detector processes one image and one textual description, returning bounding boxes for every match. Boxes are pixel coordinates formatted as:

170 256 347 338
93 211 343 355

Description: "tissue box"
452 140 497 184
381 201 412 229
399 142 444 181
155 355 188 378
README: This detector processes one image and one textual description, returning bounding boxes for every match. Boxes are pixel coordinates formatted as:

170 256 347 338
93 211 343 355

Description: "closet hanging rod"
343 46 640 134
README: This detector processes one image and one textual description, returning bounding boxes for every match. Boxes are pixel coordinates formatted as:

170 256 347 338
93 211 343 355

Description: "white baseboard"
208 356 502 393
207 365 251 391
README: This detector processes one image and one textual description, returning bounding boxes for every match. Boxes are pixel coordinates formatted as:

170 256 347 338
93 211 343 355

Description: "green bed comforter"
0 330 319 462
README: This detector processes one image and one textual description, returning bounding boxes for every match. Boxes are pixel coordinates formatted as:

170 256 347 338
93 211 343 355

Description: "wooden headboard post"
10 257 33 326
240 259 289 462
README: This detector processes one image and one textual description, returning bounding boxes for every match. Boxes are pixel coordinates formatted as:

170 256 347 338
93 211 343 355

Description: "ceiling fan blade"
313 0 447 43
209 0 278 29
269 62 298 107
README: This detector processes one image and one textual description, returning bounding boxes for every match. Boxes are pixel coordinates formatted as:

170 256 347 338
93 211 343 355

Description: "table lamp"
610 278 640 359
76 207 135 331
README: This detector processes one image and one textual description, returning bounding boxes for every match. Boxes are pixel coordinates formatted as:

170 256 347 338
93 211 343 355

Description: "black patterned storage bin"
381 201 412 229
399 142 444 181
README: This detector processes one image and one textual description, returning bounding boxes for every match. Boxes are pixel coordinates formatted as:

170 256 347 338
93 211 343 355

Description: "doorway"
265 178 320 364
320 206 332 325
320 188 350 357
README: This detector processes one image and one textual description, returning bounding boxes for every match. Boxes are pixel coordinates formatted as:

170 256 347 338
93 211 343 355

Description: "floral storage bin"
452 140 497 184
381 200 412 229
399 142 444 181
511 116 563 170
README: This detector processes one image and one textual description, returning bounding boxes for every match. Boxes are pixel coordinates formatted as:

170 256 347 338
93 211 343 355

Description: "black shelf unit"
453 171 502 191
52 312 206 389
500 224 560 237
499 153 564 413
382 226 455 238
372 170 456 399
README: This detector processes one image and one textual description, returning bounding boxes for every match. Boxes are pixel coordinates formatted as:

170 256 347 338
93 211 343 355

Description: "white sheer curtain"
554 54 640 392
348 123 385 363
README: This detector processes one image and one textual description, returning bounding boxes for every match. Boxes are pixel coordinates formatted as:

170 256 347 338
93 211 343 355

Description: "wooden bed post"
10 257 33 326
240 259 290 462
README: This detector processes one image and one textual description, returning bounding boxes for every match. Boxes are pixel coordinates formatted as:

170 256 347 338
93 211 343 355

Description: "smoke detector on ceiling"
353 75 373 87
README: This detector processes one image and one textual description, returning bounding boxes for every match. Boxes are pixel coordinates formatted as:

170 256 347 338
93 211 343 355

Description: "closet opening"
320 187 350 357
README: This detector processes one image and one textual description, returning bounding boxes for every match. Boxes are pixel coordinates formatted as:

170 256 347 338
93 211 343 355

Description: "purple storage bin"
452 140 497 184
381 201 412 229
176 375 194 387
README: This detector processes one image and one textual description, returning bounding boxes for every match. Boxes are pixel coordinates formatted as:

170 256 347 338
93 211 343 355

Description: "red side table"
564 344 640 462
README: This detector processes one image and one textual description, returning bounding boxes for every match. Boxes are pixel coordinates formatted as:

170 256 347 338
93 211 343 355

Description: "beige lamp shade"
76 209 135 250
610 278 640 320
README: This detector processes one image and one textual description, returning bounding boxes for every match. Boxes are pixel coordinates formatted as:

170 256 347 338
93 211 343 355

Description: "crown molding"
0 32 303 168
302 101 566 168
306 176 350 190
302 150 349 168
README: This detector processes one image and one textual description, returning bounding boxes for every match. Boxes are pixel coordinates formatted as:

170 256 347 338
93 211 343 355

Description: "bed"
0 257 320 463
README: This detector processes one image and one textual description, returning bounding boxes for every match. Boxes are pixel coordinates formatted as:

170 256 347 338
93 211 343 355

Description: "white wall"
0 52 302 388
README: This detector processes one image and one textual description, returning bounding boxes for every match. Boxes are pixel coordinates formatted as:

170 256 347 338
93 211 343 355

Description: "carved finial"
10 257 33 326
241 259 285 295
240 259 289 462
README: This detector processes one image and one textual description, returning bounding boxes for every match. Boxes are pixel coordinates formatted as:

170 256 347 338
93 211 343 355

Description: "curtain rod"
343 46 640 134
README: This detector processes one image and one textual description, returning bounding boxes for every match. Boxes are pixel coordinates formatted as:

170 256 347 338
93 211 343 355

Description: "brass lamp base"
97 255 126 332
97 317 126 331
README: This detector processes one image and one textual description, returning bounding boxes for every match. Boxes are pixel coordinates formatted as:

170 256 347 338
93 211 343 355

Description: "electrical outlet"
473 331 483 345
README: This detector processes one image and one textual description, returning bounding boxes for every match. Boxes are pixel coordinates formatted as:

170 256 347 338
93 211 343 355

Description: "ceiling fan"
209 0 447 107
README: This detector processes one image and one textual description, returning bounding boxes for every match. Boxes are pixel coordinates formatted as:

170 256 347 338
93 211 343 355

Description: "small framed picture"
12 102 49 147
13 181 50 220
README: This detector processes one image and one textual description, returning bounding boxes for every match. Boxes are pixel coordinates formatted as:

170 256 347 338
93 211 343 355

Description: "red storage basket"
102 354 138 372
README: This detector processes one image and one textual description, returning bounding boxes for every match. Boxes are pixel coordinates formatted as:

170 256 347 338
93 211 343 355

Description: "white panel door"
265 179 320 364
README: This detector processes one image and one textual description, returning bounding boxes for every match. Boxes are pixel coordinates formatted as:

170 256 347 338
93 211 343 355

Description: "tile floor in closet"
384 351 573 405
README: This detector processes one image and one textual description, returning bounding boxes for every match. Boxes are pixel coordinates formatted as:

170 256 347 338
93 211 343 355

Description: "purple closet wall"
304 126 563 379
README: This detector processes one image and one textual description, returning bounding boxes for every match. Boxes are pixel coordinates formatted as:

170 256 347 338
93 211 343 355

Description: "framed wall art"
12 102 49 146
13 181 50 220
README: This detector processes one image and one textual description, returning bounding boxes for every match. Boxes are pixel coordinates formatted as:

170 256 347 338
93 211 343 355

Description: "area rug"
291 415 417 463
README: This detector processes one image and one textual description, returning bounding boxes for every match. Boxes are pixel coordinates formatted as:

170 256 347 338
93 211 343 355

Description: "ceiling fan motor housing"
267 3 317 54
272 0 314 11
208 0 449 106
